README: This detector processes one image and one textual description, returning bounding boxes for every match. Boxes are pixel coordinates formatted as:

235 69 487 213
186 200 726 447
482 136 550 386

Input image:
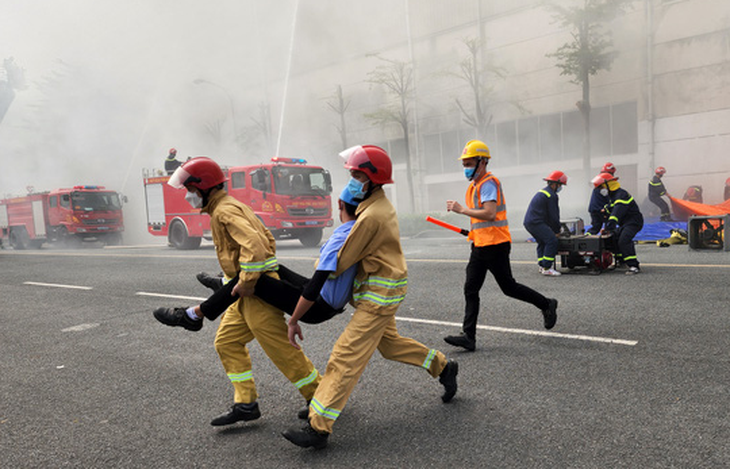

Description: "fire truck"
143 157 334 249
0 186 125 249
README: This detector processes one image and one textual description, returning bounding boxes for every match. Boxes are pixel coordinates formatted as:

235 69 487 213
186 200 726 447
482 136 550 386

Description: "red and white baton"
426 216 469 237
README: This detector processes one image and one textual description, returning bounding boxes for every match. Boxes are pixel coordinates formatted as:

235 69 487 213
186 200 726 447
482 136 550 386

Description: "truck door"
32 200 46 237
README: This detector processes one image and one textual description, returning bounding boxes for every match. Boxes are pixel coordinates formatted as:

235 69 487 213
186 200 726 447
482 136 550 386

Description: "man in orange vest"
443 140 558 352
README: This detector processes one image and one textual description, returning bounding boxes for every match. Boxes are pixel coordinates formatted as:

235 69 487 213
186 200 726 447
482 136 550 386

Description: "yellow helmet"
460 140 491 160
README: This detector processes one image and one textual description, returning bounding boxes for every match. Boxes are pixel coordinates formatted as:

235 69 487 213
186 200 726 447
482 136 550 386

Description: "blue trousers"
525 223 558 269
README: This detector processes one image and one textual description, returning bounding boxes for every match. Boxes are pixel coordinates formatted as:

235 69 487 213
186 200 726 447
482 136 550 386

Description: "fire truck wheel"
169 220 201 250
104 233 123 246
298 228 323 247
9 228 29 250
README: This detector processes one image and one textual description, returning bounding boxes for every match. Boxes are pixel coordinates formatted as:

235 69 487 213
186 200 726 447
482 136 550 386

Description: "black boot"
210 402 261 426
297 401 311 420
444 333 475 352
439 360 459 403
153 307 203 332
197 272 223 292
282 422 329 449
542 298 558 330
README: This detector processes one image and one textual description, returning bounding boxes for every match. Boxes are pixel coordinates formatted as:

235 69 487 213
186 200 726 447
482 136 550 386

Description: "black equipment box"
688 215 729 251
557 234 616 273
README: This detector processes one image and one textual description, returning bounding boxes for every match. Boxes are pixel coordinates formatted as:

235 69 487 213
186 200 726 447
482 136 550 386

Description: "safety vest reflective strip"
354 276 408 289
649 181 662 186
294 368 319 389
165 156 177 161
352 276 407 306
228 371 253 383
421 349 437 370
240 256 278 272
467 174 511 246
311 398 341 421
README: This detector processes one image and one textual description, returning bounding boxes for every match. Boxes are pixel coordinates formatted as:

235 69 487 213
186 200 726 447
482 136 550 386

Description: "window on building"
539 113 562 162
611 102 638 155
590 106 611 156
562 110 583 161
496 121 517 164
389 138 408 164
518 116 539 165
423 133 442 175
440 130 459 167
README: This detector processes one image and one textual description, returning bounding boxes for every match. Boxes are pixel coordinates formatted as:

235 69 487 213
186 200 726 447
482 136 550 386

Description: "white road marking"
24 281 93 290
62 323 100 332
136 292 207 301
395 316 638 346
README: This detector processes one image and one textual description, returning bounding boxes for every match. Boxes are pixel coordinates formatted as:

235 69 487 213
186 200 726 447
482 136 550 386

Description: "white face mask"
599 188 609 197
185 191 203 209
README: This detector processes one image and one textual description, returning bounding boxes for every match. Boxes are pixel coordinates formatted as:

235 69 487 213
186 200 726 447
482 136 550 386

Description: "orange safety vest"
466 172 512 247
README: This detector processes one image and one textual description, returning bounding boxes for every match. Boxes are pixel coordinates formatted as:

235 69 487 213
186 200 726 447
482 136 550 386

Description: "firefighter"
281 145 458 450
523 170 568 276
154 157 321 426
442 140 558 353
588 162 616 235
164 147 182 175
591 172 644 274
648 166 672 221
725 178 730 202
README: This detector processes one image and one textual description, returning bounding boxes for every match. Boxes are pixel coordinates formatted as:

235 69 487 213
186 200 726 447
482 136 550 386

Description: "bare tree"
547 0 632 178
451 37 505 140
0 57 27 125
325 85 350 150
364 55 415 212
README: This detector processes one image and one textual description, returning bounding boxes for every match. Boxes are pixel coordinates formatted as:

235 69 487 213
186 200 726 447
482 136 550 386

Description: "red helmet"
591 172 618 188
168 156 226 190
544 170 567 185
655 166 666 176
340 145 394 184
725 177 730 186
169 148 177 155
601 162 616 175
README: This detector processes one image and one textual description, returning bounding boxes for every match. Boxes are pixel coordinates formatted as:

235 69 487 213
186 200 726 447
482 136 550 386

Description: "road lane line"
395 316 638 346
136 292 207 301
24 281 93 290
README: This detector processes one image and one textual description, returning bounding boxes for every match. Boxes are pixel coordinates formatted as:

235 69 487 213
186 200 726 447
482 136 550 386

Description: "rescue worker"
164 147 182 175
281 145 458 450
591 172 644 275
523 171 568 276
154 157 322 426
588 162 616 235
648 166 672 221
724 178 730 202
443 140 558 352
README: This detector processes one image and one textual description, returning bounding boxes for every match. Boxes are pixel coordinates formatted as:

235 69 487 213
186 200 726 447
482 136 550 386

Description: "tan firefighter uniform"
307 187 448 434
203 190 321 404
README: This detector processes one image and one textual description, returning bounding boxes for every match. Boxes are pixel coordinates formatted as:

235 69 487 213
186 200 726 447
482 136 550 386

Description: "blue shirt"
475 178 498 204
317 220 357 310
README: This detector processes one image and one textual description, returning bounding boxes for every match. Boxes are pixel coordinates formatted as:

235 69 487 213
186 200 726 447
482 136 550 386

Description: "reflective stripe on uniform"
352 291 406 306
422 349 437 370
472 219 509 229
539 189 551 198
354 276 408 289
311 398 341 421
623 255 637 261
294 368 319 389
612 197 634 206
240 256 278 272
228 371 253 383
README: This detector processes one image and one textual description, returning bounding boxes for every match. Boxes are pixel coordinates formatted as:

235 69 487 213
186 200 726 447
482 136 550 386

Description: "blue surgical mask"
556 185 562 193
346 177 367 200
185 191 203 209
464 166 477 180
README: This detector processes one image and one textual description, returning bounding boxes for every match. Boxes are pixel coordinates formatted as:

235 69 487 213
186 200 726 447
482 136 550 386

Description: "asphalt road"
1 236 729 468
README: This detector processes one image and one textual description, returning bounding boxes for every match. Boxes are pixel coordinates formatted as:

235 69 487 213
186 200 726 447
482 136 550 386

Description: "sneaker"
541 267 562 276
297 401 311 420
444 333 476 352
282 422 329 449
210 402 261 426
542 298 558 330
197 272 223 292
439 360 459 403
538 265 545 274
626 266 641 275
153 307 202 331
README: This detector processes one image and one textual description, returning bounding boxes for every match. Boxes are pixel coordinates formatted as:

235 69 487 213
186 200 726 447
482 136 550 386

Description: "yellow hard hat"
460 140 491 160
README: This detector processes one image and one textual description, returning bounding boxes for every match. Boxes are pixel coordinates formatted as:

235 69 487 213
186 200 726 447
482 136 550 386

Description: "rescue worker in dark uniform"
587 162 615 234
724 177 730 202
648 166 671 221
442 140 558 352
523 171 568 276
164 148 182 175
592 172 644 275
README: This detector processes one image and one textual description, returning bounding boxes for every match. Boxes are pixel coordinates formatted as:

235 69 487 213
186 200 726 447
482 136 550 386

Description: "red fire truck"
0 186 125 249
143 157 334 249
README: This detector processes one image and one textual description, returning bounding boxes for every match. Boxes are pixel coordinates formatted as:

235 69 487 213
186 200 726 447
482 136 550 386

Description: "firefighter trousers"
524 222 558 269
308 308 448 434
214 294 321 404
